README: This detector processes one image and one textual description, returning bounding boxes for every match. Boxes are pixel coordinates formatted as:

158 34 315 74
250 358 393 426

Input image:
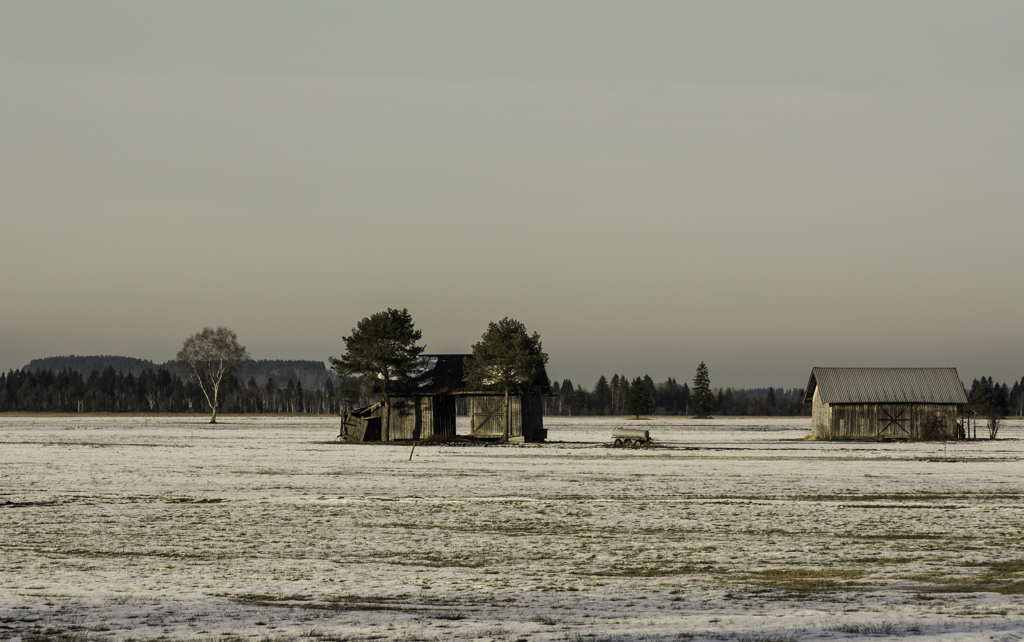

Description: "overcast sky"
1 1 1021 389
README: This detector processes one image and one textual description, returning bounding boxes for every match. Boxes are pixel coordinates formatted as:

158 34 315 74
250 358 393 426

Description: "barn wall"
821 403 958 439
811 388 830 439
389 396 434 440
353 393 544 441
510 396 522 437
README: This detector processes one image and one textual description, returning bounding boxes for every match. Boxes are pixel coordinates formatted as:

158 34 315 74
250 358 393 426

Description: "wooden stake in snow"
409 442 416 461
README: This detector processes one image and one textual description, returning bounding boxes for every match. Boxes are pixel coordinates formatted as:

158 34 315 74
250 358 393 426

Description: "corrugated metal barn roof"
805 367 968 405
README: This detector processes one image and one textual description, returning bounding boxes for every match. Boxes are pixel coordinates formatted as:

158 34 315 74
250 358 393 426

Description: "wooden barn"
804 367 968 440
339 354 549 443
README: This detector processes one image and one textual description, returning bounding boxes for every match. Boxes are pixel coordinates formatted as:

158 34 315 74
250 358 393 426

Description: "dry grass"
741 568 867 591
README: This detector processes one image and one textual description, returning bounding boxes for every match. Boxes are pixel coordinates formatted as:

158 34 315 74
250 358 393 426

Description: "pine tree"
464 317 548 441
627 376 652 419
690 361 715 418
571 385 589 416
329 308 424 441
643 375 657 414
766 387 777 410
593 376 611 415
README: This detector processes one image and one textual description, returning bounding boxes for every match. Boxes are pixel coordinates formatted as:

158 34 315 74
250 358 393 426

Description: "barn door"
471 397 505 437
432 395 456 436
877 404 911 438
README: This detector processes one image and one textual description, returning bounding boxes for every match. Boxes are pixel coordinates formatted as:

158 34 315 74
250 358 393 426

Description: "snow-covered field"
2 415 1023 642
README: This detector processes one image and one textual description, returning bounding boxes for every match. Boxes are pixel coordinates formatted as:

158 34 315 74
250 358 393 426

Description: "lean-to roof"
804 367 967 405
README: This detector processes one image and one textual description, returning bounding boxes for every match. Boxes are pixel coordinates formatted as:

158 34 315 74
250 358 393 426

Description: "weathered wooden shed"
804 367 968 440
338 354 549 443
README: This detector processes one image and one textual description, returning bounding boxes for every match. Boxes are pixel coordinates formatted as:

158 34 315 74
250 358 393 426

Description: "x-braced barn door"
471 397 505 437
877 405 911 438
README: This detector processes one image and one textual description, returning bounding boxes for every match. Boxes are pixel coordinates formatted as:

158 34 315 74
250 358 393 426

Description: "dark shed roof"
394 354 551 396
404 354 470 394
805 367 968 405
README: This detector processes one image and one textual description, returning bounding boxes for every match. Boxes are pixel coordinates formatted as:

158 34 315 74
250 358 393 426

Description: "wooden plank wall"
379 393 543 441
470 396 523 437
814 399 958 440
389 396 434 440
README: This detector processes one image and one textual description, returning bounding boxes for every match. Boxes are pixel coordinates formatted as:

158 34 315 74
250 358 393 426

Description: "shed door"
433 395 456 436
471 397 505 436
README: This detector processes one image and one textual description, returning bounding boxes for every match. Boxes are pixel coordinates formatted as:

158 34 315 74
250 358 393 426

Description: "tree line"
968 376 1024 418
7 361 807 417
0 367 349 415
26 355 335 389
544 374 810 417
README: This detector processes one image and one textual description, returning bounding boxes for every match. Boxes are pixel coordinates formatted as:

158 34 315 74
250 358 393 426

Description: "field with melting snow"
2 415 1023 642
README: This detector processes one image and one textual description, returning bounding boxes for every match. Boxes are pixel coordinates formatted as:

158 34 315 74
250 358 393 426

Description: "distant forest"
3 362 341 414
3 356 1022 417
543 375 810 417
25 356 335 388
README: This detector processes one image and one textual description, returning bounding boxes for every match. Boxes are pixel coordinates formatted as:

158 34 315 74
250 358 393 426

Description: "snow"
2 415 1023 641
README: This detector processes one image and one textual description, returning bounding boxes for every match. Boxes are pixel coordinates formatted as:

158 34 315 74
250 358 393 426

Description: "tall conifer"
690 362 715 418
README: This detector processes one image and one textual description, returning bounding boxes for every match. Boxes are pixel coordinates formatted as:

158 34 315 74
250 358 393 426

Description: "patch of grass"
827 621 920 636
166 496 228 504
53 547 224 560
796 493 1021 502
992 581 1024 594
989 559 1024 573
399 553 488 569
910 558 1024 594
735 633 802 642
850 556 915 566
1 499 59 508
225 591 465 612
580 563 718 578
839 532 944 541
742 568 866 591
20 635 108 642
299 628 355 641
228 592 311 604
921 580 1024 595
591 568 683 578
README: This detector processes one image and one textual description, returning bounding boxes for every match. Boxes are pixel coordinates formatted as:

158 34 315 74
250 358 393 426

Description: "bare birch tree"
177 326 250 424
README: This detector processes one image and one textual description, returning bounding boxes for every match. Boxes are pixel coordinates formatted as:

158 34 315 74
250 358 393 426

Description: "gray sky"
1 1 1022 389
